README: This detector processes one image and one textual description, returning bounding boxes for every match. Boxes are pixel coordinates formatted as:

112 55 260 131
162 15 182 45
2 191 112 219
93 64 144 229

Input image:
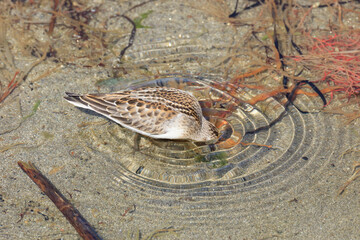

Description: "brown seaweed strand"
118 15 136 62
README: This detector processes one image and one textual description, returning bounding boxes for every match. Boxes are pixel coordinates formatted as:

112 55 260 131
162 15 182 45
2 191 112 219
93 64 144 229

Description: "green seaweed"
194 154 206 162
207 158 228 169
23 100 41 120
195 152 228 169
41 131 54 139
262 35 268 40
133 10 153 29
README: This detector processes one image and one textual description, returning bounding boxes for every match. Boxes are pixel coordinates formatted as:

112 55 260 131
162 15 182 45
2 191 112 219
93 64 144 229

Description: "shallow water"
1 1 360 239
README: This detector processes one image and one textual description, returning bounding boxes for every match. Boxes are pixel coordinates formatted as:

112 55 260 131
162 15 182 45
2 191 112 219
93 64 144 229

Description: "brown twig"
18 161 103 240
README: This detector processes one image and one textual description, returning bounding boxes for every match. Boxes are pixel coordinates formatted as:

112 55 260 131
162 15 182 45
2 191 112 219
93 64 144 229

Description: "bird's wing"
65 91 179 137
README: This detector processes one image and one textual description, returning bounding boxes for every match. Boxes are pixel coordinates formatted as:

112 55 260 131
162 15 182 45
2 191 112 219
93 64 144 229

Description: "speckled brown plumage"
65 87 219 142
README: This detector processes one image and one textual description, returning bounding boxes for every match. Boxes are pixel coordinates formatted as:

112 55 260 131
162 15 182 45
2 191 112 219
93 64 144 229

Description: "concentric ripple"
74 75 345 224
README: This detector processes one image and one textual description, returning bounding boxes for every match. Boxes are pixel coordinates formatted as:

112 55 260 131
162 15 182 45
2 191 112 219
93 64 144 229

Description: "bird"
64 87 219 143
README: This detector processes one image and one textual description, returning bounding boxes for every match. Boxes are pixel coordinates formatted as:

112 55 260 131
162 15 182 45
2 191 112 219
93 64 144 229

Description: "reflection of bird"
64 87 219 142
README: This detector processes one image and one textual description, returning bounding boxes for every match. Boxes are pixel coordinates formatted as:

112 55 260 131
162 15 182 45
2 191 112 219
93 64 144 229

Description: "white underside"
109 114 186 140
152 117 186 139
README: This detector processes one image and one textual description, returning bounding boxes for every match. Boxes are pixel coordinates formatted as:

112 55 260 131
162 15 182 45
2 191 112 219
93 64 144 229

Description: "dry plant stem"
20 44 49 78
324 97 360 124
45 10 118 34
0 142 25 153
30 64 63 83
0 18 49 103
0 18 17 101
48 0 59 36
144 227 182 240
338 161 360 195
0 19 15 72
122 0 158 15
246 85 343 105
18 161 103 240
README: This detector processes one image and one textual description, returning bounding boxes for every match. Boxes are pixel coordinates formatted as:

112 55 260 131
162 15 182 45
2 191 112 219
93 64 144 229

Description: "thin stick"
18 161 103 240
48 0 59 35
